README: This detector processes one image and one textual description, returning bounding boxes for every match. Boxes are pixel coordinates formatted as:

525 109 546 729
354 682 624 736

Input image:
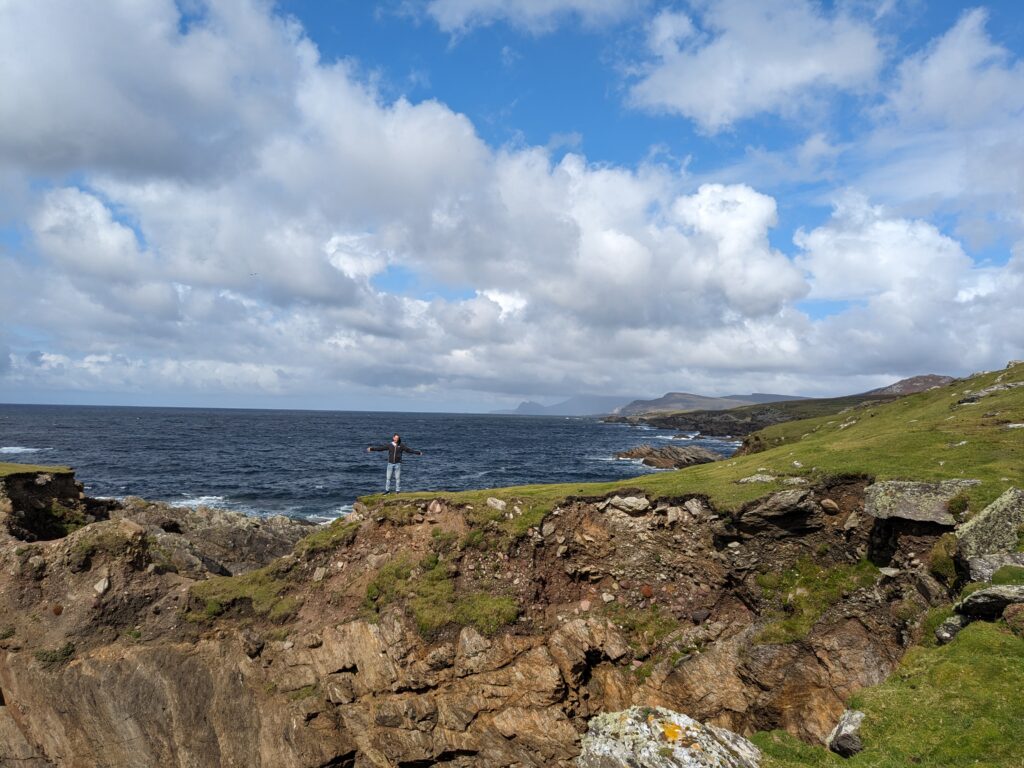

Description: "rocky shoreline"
2 461 1021 767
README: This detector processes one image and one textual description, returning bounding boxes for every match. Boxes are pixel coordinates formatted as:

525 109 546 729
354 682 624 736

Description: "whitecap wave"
0 446 47 454
169 495 228 510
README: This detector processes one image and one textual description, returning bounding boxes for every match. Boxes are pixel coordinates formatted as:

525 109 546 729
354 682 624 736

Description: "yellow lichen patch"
661 721 683 741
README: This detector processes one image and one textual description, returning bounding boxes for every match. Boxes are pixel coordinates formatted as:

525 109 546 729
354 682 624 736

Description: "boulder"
934 614 969 645
614 444 721 469
486 497 507 512
735 490 821 534
738 474 776 484
826 709 866 757
956 488 1024 560
864 480 980 525
966 552 1024 582
577 706 761 768
954 584 1024 619
604 496 651 515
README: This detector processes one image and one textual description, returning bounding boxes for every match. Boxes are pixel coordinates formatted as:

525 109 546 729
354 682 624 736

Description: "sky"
1 0 1023 412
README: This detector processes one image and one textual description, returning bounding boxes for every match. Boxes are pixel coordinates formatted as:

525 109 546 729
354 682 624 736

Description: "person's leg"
385 462 394 492
394 462 401 493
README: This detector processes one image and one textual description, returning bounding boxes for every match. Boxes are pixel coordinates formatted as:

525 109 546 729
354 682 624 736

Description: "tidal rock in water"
577 706 761 768
615 444 722 469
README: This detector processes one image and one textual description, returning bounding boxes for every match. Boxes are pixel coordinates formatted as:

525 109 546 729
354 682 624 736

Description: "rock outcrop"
955 584 1024 619
864 480 979 525
615 444 722 469
577 707 761 768
956 488 1024 559
0 471 958 767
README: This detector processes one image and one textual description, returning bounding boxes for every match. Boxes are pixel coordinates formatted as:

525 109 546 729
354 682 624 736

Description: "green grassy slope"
753 621 1024 768
373 363 1024 525
0 461 72 478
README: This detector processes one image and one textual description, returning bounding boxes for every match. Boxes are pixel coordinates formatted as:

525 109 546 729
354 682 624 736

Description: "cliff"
0 362 1021 767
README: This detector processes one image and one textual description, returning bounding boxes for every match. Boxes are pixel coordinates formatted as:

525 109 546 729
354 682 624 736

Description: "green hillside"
376 362 1024 527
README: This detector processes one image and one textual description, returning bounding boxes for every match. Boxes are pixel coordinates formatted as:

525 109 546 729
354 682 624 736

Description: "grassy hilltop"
372 362 1024 534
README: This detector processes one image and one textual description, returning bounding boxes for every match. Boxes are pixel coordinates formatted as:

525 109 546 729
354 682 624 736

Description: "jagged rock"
738 474 775 484
955 584 1024 619
966 553 1024 582
605 496 651 515
956 488 1024 559
864 480 980 525
827 709 865 757
577 706 761 768
935 615 969 645
735 490 821 534
614 444 721 469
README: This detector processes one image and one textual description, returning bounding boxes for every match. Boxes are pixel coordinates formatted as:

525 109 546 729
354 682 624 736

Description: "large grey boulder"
966 552 1024 582
736 490 821 533
956 488 1024 559
865 480 979 525
955 584 1024 619
577 707 761 768
826 709 865 757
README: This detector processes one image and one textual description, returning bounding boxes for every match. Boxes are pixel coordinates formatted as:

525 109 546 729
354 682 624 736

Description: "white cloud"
629 0 883 131
0 0 1021 408
424 0 643 33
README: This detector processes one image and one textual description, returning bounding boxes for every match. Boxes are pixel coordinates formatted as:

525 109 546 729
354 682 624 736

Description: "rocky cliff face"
0 471 957 767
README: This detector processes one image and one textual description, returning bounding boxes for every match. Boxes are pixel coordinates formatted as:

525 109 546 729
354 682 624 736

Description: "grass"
755 558 880 644
34 642 75 668
0 462 71 478
296 519 359 556
189 561 299 623
991 565 1024 585
360 364 1024 526
754 623 1024 767
364 554 519 637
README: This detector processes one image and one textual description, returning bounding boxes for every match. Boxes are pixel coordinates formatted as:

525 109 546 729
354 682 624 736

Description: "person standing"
367 434 422 493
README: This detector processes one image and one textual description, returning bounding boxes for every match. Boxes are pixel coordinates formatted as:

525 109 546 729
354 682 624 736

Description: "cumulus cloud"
423 0 644 33
629 0 882 131
0 0 1021 408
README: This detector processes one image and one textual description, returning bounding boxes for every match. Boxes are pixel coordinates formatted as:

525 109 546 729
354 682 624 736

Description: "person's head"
392 434 401 444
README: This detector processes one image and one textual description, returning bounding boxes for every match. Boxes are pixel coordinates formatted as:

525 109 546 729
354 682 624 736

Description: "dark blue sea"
0 405 739 522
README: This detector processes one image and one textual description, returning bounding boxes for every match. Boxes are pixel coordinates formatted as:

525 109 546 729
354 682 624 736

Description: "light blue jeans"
386 462 401 492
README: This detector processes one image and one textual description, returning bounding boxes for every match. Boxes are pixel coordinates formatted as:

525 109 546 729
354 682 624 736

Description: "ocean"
0 404 739 522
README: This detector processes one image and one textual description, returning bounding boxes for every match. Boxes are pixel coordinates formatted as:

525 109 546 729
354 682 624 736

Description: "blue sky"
1 0 1023 410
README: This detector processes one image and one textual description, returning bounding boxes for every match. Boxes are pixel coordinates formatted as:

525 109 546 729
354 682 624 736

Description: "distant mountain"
491 394 637 417
721 392 809 404
866 375 956 396
613 391 804 418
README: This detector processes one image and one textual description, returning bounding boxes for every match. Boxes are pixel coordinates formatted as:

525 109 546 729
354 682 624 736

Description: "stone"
736 490 820 533
827 709 865 757
312 566 327 582
602 592 616 603
935 615 969 645
93 576 110 595
878 567 901 578
607 496 651 515
542 521 557 537
576 706 761 768
966 553 1024 582
820 499 840 514
486 497 507 512
640 584 655 599
738 474 775 484
240 629 265 658
843 511 862 531
580 599 591 612
864 480 980 525
955 584 1024 619
956 488 1024 559
1004 604 1024 636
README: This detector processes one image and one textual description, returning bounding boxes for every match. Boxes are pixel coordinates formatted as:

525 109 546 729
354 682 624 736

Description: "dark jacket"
369 442 422 463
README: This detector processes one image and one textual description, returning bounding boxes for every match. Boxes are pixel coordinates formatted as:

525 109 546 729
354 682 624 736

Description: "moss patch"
364 554 519 637
603 603 680 657
297 519 359 556
991 565 1024 586
34 642 75 668
188 561 298 623
928 533 958 586
755 558 880 644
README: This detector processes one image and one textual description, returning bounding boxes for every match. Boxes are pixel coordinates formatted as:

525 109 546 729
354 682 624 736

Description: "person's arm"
367 445 387 452
403 445 423 456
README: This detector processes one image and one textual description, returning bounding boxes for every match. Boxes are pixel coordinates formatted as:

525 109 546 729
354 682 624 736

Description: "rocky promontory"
614 444 722 469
